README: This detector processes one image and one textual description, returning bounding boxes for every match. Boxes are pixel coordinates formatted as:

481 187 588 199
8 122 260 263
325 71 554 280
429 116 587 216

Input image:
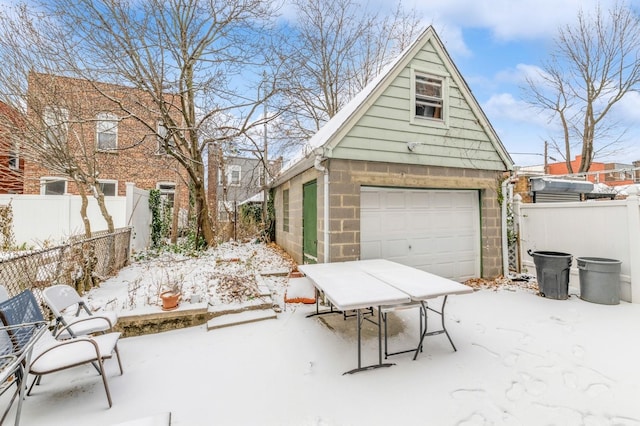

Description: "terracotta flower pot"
160 291 181 311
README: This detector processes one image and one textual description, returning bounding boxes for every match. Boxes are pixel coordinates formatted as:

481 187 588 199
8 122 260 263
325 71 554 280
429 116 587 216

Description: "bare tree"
273 0 422 144
524 2 640 173
1 0 279 247
0 10 118 238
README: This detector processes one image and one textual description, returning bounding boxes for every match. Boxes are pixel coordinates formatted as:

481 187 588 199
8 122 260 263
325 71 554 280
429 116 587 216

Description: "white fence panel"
0 183 151 252
126 182 151 252
516 193 640 303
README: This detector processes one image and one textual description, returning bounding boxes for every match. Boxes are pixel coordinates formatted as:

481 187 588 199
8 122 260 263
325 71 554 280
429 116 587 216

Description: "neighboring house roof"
274 26 513 186
238 191 264 205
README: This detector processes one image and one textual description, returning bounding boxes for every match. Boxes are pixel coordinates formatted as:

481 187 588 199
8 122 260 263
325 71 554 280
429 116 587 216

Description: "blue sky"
395 0 640 167
7 0 638 167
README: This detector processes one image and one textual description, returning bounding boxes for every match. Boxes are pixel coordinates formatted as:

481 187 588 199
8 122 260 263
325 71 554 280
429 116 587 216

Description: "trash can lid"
530 251 572 257
576 257 621 264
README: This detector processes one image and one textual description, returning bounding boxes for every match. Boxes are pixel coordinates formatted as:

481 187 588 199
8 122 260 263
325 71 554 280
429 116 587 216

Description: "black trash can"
528 250 572 300
577 257 622 305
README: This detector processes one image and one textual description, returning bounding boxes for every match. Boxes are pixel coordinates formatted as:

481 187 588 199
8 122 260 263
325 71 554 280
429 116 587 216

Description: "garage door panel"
361 241 382 259
383 239 410 258
410 221 432 232
409 238 435 255
383 213 409 232
385 191 407 208
360 191 382 209
360 187 480 281
409 192 431 207
360 216 382 239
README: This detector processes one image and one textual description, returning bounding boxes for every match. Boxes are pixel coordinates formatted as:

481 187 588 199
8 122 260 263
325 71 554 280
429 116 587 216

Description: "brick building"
24 72 189 210
0 101 24 194
547 155 635 186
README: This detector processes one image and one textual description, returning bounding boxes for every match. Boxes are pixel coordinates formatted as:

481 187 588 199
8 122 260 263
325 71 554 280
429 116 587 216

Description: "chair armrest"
53 316 114 339
30 336 102 374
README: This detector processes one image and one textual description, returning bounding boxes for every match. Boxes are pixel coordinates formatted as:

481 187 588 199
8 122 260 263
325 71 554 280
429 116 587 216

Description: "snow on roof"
238 192 263 205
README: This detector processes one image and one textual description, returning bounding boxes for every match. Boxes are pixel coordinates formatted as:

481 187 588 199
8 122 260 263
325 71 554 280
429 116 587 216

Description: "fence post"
126 182 135 225
512 194 522 274
626 189 640 303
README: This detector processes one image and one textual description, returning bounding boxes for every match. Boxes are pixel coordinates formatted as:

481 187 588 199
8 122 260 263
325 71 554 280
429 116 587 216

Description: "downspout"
314 154 330 263
501 177 511 278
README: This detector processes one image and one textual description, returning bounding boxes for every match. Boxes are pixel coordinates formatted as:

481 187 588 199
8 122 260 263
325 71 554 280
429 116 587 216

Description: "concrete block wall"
274 167 320 265
328 159 504 278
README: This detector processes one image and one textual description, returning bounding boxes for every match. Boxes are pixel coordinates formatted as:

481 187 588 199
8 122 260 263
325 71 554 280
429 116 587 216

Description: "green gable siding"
330 39 506 171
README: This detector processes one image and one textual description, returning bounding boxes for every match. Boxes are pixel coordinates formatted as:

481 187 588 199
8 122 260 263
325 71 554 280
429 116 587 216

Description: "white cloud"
431 23 472 57
495 63 546 85
407 0 602 42
612 91 640 122
483 92 552 127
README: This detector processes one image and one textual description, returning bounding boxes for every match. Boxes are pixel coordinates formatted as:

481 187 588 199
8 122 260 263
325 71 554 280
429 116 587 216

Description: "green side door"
302 180 318 264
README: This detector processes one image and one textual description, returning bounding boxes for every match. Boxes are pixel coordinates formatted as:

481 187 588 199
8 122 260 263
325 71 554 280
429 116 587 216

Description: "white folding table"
298 260 473 373
353 259 474 360
298 262 410 374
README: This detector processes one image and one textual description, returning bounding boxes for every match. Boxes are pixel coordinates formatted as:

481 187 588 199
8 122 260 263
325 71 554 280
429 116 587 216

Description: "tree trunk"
77 184 92 238
95 191 115 233
194 181 215 246
170 184 179 244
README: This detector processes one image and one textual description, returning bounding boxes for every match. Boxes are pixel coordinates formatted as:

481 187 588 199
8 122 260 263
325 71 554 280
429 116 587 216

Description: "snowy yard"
83 241 297 315
3 242 640 425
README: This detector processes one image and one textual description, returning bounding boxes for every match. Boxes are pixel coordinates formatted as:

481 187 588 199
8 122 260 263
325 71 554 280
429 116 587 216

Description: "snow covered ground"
3 242 640 426
82 241 296 315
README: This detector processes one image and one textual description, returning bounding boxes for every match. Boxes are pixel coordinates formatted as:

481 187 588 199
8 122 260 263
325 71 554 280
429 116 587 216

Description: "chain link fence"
0 228 132 308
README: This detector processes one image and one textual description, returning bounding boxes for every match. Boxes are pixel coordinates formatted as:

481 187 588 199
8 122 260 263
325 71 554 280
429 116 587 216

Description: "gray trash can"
577 257 621 305
527 250 572 300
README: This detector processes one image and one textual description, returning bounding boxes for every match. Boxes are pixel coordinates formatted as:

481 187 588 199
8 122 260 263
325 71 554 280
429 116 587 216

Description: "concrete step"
207 309 277 331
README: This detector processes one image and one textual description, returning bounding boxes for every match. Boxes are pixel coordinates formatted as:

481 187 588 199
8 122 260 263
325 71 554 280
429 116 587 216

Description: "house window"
43 106 69 146
229 165 241 186
283 189 289 232
40 178 66 195
98 180 117 196
8 154 18 170
157 122 176 154
157 182 175 207
413 72 444 121
8 138 19 170
96 113 118 151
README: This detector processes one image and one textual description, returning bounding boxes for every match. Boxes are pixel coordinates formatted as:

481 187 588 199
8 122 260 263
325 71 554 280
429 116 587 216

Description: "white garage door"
360 187 480 282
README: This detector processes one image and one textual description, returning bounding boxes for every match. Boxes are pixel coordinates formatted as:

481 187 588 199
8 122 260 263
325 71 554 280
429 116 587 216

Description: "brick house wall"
24 72 189 209
0 101 24 194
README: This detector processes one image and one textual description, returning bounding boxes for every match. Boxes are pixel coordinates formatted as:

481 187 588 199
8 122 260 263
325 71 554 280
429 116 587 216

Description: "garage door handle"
408 245 412 250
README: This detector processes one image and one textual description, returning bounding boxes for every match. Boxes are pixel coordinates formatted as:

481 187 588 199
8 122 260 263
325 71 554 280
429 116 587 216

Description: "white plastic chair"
42 284 117 339
0 289 123 408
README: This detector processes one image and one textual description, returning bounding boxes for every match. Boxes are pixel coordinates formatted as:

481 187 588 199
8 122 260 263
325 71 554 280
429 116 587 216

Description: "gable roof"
274 26 513 184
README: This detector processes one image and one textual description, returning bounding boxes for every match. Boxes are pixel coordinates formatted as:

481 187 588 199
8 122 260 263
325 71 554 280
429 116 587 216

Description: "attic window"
411 71 448 127
415 74 443 119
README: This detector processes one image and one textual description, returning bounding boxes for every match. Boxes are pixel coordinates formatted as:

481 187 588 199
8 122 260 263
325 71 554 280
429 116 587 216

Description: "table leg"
343 307 395 375
306 287 340 318
413 295 457 361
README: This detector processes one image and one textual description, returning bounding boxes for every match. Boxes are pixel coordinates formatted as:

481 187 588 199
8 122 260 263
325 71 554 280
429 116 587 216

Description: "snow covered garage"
271 26 513 280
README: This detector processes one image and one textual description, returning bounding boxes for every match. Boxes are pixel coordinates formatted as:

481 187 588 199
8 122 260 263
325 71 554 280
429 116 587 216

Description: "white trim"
228 165 241 186
409 68 449 129
96 112 119 151
43 106 69 147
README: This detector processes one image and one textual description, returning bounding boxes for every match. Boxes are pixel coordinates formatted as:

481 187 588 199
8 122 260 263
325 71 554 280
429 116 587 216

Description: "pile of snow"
85 241 296 314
